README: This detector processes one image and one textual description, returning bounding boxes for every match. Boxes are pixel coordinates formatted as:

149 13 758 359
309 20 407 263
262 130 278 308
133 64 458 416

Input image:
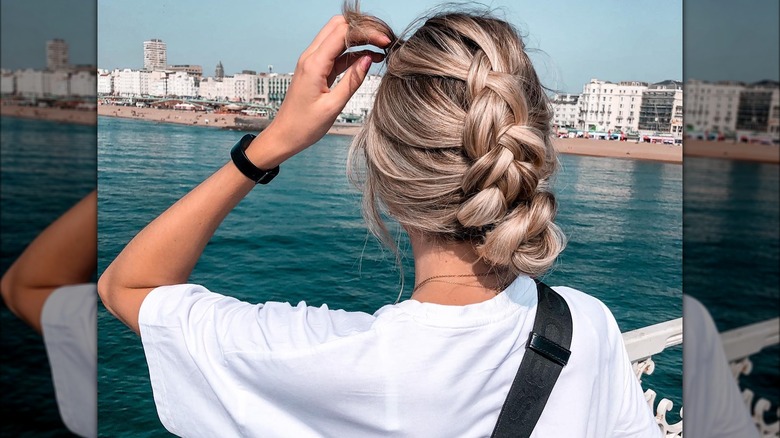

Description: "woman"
99 3 660 437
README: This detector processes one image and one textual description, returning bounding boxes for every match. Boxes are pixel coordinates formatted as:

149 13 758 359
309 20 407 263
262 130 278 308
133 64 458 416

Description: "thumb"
331 55 372 105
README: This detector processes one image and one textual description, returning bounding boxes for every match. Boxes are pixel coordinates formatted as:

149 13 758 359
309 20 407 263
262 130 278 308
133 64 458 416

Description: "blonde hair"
345 2 566 279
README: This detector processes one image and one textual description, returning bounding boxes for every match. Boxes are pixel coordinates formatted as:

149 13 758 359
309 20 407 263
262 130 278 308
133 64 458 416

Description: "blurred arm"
1 190 97 333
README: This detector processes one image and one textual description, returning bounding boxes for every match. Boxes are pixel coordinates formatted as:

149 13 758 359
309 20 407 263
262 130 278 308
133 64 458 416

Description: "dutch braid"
346 2 566 279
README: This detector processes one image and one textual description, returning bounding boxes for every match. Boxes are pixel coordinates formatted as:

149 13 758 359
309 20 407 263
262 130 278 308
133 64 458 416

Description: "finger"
314 24 391 65
328 50 384 86
300 15 347 60
330 55 373 105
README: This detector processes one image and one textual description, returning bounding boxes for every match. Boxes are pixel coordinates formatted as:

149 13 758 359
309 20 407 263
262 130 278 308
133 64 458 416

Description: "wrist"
245 129 289 170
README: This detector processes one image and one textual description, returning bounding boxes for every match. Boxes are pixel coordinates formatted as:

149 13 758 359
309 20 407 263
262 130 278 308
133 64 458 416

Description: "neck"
409 232 507 305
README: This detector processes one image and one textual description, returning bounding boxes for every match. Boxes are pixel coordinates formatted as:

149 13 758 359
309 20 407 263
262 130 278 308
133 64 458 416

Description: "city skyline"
98 0 684 94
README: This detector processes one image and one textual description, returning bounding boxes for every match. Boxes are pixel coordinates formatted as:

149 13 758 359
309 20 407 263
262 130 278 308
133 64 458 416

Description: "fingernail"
360 55 372 71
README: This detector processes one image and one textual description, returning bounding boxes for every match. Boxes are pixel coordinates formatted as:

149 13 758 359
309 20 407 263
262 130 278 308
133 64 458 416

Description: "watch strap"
230 133 280 184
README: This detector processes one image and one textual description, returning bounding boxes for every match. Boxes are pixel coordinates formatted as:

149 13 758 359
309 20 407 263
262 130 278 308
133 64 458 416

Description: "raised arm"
98 15 389 334
1 190 97 333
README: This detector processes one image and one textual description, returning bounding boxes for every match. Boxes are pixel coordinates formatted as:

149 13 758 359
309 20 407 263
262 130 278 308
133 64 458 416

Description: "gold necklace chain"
412 272 496 293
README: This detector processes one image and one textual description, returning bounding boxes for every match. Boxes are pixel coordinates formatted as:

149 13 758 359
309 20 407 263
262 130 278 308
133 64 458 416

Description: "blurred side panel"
0 0 97 436
683 0 779 436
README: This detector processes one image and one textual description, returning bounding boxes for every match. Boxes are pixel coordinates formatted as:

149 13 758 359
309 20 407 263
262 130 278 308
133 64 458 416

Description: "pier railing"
722 318 780 437
624 318 684 436
623 317 780 437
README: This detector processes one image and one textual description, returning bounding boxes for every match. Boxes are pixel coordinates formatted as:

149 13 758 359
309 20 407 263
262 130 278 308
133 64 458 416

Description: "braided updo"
345 2 566 278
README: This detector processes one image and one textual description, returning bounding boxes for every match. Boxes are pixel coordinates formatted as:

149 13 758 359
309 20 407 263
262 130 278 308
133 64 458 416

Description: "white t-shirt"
139 275 660 437
41 283 98 438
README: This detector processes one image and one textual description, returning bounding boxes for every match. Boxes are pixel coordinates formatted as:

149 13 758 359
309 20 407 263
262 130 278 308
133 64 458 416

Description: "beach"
95 105 682 163
684 139 779 164
553 137 681 163
95 104 685 162
1 103 96 125
8 103 777 165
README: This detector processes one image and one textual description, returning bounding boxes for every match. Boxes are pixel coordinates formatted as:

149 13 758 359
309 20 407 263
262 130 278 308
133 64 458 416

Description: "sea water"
97 116 684 435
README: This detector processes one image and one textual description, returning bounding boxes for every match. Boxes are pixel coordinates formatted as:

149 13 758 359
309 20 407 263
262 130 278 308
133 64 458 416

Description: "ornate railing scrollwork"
624 318 683 437
722 318 780 437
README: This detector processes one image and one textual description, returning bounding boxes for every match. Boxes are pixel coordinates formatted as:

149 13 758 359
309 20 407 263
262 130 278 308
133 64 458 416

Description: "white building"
166 71 199 98
684 80 743 133
97 70 114 95
147 70 168 97
1 69 15 95
15 69 46 97
143 39 167 71
550 93 579 129
199 75 248 101
114 69 151 96
578 79 648 133
198 77 227 100
69 70 97 97
769 86 780 137
48 70 71 96
267 73 292 105
230 73 259 102
197 72 293 104
342 74 381 119
46 39 68 70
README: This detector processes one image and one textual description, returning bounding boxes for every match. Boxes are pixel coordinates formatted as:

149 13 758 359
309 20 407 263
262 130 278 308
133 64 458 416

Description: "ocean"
97 116 684 436
1 115 96 437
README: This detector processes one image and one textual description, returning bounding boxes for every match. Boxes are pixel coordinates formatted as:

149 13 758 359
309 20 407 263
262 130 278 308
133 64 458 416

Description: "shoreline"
683 139 779 164
95 105 683 163
552 138 681 164
1 103 96 125
5 103 777 164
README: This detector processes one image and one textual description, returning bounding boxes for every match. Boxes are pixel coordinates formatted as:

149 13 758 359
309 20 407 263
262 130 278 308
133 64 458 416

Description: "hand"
247 15 390 168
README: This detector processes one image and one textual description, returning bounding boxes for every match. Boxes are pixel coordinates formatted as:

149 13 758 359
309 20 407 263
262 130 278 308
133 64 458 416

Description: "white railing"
723 318 780 437
623 317 780 438
624 318 684 437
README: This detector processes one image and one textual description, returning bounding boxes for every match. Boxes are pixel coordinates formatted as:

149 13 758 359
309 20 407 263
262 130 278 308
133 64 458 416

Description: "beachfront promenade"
5 102 780 164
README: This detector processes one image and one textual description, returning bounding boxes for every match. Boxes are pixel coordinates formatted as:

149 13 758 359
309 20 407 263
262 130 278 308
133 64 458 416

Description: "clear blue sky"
97 0 684 94
4 0 775 92
684 0 779 83
1 0 96 69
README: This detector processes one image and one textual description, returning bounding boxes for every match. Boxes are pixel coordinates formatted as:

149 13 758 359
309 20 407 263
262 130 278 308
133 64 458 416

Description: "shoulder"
551 285 618 327
549 285 625 350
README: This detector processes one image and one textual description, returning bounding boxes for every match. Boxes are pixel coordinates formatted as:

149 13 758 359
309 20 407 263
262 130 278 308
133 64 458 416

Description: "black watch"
230 134 280 184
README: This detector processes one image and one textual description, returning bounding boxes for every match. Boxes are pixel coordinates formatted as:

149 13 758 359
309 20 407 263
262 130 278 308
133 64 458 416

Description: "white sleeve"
137 283 375 437
41 284 97 438
682 295 760 438
601 302 663 438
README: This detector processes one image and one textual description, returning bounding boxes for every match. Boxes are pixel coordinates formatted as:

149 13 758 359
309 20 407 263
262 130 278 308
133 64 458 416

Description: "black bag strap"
491 280 573 438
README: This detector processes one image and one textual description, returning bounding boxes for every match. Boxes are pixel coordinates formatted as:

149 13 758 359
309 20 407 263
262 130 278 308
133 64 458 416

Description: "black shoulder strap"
491 280 573 438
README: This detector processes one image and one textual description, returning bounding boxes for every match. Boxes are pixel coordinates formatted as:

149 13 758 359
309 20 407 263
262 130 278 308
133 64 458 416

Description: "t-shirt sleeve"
41 284 97 438
137 283 375 437
602 301 663 438
682 295 760 438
